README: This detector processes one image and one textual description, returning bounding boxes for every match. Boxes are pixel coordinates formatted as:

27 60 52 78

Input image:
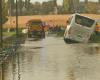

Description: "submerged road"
3 36 100 80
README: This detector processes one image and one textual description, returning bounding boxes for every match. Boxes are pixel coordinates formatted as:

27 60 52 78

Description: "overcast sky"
30 0 99 5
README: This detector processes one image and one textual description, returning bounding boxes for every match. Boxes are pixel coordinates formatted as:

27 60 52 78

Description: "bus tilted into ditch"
64 13 97 43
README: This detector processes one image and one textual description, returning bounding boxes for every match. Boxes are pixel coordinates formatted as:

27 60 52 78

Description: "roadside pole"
0 0 3 49
16 0 18 38
0 0 4 80
15 0 21 80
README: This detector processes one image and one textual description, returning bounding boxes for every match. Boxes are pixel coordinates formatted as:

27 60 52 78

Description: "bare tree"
99 0 100 4
8 0 15 15
85 0 88 4
53 0 58 14
73 0 80 12
63 0 74 13
25 0 30 10
18 0 23 15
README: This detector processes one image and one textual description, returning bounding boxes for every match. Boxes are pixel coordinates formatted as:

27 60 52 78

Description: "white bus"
64 13 97 43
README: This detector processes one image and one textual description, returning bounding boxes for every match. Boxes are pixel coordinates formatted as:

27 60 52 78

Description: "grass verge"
0 32 26 50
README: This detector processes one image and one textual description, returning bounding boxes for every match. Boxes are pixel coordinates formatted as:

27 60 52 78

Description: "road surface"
2 36 100 80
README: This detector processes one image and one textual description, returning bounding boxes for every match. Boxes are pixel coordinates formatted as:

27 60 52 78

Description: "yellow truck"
26 19 48 38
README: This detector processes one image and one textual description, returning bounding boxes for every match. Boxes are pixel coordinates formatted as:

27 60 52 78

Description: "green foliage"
18 0 24 15
31 2 42 15
63 0 69 13
85 2 99 13
41 1 54 14
5 0 100 16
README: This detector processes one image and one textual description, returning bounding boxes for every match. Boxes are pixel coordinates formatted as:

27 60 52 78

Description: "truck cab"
27 19 46 38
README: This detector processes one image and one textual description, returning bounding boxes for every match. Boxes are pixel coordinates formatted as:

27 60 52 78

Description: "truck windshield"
75 15 95 27
31 21 42 26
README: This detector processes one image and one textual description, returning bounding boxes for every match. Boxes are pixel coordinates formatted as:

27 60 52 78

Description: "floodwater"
1 36 100 80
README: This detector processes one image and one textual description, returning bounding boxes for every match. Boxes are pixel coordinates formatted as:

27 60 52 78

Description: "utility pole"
0 0 3 49
0 1 4 80
16 2 20 80
16 0 19 39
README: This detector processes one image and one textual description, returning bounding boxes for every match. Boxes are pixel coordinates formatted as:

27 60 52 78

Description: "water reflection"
0 37 100 80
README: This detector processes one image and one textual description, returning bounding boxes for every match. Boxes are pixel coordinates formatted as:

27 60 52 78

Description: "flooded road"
1 36 100 80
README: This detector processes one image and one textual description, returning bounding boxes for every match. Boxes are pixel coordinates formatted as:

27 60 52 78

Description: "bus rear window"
75 15 95 27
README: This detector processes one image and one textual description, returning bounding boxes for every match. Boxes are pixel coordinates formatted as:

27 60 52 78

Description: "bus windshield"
75 15 95 27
